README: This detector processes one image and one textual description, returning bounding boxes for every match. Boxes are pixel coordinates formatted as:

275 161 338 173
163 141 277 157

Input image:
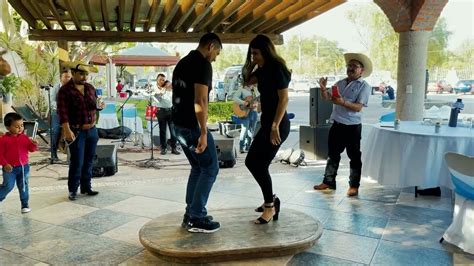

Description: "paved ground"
1 92 473 264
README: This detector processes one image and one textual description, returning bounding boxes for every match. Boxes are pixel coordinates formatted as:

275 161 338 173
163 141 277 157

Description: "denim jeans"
51 112 61 153
323 121 362 188
174 126 219 219
239 110 258 151
68 127 99 193
0 164 30 208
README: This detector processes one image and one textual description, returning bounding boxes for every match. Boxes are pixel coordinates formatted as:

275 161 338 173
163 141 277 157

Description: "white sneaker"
21 207 31 214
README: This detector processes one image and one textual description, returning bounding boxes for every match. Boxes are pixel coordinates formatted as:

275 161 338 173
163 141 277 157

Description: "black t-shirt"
172 50 212 128
254 62 291 127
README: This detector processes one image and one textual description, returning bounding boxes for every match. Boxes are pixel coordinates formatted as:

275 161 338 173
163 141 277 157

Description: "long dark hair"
242 34 290 83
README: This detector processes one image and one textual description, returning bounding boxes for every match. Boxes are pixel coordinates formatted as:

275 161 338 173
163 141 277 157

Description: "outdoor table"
362 121 474 189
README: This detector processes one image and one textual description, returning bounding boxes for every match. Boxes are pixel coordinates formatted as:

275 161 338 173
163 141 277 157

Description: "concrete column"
396 31 430 121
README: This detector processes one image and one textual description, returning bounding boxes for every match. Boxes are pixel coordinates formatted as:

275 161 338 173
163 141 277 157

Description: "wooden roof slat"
242 0 298 33
117 0 125 31
156 0 180 32
7 0 37 29
171 0 197 32
29 29 283 44
143 0 160 32
131 0 142 32
184 0 216 32
28 0 52 29
255 0 314 33
221 0 260 32
264 0 332 33
228 0 281 33
83 0 95 30
63 0 82 30
100 0 110 31
207 0 246 32
276 0 346 33
193 0 230 32
46 0 66 30
154 3 166 31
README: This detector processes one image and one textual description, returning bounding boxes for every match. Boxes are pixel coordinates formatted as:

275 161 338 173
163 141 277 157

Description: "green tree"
427 17 452 69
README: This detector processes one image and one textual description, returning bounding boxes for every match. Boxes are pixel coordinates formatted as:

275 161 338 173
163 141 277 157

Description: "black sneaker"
187 217 220 233
68 192 77 201
160 148 167 155
182 214 214 228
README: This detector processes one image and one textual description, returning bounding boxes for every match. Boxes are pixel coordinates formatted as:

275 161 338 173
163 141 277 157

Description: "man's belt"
157 107 172 111
71 123 95 130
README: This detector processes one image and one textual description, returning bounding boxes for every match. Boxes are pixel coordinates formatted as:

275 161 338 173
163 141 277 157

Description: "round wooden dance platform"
139 208 323 263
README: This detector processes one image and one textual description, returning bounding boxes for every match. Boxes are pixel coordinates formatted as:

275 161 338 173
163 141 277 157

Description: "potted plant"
0 73 19 103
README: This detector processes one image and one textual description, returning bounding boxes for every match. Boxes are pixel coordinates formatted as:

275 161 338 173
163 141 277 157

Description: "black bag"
97 126 132 139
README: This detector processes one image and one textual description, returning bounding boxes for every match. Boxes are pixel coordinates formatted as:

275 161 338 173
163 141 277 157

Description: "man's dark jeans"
157 108 178 150
323 121 362 188
174 126 219 219
68 127 99 193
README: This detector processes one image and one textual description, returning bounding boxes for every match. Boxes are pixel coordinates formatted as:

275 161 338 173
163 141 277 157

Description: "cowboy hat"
63 61 98 73
344 53 372 78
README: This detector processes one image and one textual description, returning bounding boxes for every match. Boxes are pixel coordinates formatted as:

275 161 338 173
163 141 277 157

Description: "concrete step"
139 208 323 263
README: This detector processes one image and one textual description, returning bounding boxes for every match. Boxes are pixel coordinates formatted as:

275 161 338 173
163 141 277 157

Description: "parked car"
453 79 474 94
435 80 453 94
214 81 226 101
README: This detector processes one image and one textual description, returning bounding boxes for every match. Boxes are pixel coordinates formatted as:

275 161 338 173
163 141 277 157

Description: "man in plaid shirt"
57 61 104 201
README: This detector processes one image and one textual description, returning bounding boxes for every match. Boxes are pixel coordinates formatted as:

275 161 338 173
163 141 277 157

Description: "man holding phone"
313 53 372 197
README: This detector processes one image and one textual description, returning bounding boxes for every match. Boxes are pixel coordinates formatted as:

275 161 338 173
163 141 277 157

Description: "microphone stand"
135 84 168 169
112 90 133 148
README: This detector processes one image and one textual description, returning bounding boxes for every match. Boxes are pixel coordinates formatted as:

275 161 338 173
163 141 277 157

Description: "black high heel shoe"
255 194 276 212
255 197 281 224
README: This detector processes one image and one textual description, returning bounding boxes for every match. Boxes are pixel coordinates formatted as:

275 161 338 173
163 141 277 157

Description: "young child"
0 112 38 213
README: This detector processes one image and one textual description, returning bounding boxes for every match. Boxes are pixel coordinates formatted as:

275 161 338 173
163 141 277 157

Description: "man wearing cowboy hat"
313 53 372 197
57 61 104 201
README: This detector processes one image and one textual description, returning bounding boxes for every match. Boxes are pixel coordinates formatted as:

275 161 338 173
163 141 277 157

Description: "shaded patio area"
0 144 473 265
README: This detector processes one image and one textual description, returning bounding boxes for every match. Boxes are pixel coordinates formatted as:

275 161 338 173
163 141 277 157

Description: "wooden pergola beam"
228 0 281 33
242 0 298 33
28 0 52 29
276 0 346 33
7 0 37 29
193 0 230 32
255 0 314 33
28 30 284 44
64 0 82 30
222 0 261 32
143 0 160 32
153 3 166 32
46 0 66 30
100 0 110 31
264 0 331 33
171 0 197 32
206 0 245 32
83 0 96 30
184 0 215 32
118 0 125 31
157 0 179 31
131 0 142 32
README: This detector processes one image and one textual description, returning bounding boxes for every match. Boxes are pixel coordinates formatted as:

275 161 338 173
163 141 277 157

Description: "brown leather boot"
347 187 359 197
313 183 336 191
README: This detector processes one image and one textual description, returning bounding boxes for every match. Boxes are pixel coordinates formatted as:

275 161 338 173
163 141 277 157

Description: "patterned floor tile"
61 209 138 235
391 204 452 228
324 211 388 239
105 196 185 218
101 217 151 246
371 240 453 265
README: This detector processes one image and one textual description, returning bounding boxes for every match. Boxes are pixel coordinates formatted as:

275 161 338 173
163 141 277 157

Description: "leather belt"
71 123 95 130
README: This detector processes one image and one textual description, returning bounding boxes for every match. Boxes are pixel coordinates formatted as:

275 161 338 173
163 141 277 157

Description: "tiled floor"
1 163 473 265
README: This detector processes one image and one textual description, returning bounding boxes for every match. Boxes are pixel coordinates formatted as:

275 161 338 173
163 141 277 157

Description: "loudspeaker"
213 133 238 168
92 145 118 177
299 125 330 160
309 87 333 127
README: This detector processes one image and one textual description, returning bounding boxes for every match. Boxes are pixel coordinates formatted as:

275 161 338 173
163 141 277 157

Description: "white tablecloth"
362 121 474 189
97 114 119 129
123 117 143 134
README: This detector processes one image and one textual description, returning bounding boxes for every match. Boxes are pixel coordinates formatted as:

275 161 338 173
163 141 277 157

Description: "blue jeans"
174 126 219 219
51 112 61 152
0 165 30 208
68 127 99 193
239 110 258 151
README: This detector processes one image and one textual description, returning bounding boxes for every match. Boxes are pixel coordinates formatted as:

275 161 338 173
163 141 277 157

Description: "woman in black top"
242 35 291 224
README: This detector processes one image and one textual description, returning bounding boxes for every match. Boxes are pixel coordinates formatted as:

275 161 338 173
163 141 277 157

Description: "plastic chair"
379 111 396 122
440 152 474 254
97 101 119 129
12 104 50 144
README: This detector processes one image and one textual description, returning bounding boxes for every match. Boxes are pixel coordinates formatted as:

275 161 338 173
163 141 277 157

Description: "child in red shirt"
0 112 38 213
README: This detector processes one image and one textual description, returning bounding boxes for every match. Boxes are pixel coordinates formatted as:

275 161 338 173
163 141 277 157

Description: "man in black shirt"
172 33 222 233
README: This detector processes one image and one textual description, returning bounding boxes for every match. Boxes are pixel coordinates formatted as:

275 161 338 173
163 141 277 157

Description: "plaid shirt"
57 79 97 126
